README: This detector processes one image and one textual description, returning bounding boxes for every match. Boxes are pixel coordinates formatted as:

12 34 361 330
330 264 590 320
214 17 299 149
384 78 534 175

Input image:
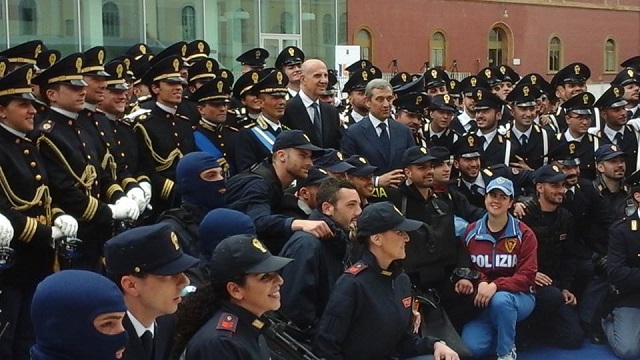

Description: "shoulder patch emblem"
345 262 368 275
39 120 55 133
216 313 238 332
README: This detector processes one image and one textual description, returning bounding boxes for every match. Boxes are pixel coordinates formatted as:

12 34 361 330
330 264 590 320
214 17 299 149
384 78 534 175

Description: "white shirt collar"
563 130 584 142
463 174 485 189
351 110 365 123
156 102 177 115
511 125 532 141
299 89 316 108
288 87 298 98
127 310 155 338
103 112 118 121
429 123 445 137
50 106 78 120
83 103 98 112
368 113 386 129
628 104 639 113
458 110 472 126
604 125 625 143
297 199 313 215
0 122 26 138
259 114 281 132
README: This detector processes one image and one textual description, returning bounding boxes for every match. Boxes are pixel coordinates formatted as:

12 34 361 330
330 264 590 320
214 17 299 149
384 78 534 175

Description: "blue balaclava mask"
199 208 256 260
30 270 129 360
176 151 227 210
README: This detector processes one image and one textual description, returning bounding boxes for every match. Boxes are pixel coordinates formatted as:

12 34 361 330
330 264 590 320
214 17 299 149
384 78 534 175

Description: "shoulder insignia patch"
38 120 55 133
216 313 238 332
345 262 368 275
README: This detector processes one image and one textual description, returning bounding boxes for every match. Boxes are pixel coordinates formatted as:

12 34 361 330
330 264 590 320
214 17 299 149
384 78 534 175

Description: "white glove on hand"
138 181 152 209
51 226 64 240
127 187 147 213
115 197 140 220
0 213 13 247
53 214 78 238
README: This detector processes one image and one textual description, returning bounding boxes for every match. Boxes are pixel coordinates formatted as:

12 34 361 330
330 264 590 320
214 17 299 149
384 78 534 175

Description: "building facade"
0 0 347 72
349 0 640 82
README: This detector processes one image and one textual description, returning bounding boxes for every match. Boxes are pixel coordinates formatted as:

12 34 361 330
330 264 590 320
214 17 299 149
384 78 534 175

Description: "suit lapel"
362 118 390 162
290 96 320 145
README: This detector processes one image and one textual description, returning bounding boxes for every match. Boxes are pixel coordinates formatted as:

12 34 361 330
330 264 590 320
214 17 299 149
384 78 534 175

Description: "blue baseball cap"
486 176 514 196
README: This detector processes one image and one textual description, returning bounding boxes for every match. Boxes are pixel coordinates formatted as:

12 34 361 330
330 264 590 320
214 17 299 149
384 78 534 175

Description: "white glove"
51 226 64 240
127 187 147 213
53 214 78 238
115 197 140 220
0 213 13 247
138 181 152 209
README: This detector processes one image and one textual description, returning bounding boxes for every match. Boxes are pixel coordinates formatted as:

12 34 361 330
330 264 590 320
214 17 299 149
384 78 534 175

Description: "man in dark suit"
104 223 200 360
281 59 342 149
341 78 415 184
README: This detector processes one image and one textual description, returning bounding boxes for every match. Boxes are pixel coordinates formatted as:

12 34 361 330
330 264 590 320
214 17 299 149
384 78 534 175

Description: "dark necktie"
565 189 574 202
520 134 528 148
471 184 485 196
430 135 439 144
478 135 487 150
614 132 623 145
627 110 633 120
378 122 391 156
141 330 153 360
468 120 478 132
311 102 323 140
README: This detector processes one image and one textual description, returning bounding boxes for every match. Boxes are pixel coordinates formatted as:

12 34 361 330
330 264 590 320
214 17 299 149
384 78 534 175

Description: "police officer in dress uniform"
339 66 382 129
611 67 640 121
230 70 263 129
236 47 269 74
424 94 459 148
235 70 290 172
313 149 355 179
275 46 305 99
604 169 640 359
394 92 430 147
104 223 200 360
32 49 59 119
226 130 329 254
184 40 210 65
547 62 592 133
518 73 558 127
0 40 44 73
424 68 450 98
95 59 151 215
472 88 509 167
503 83 559 170
190 76 239 177
32 53 139 271
450 75 488 136
344 59 372 76
313 201 459 360
133 55 196 220
186 57 218 97
178 234 293 360
556 92 599 180
0 65 79 360
595 84 640 176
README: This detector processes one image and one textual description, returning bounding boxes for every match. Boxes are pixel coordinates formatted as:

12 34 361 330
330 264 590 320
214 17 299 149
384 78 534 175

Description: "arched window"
102 2 120 38
605 38 616 72
430 32 446 68
355 29 372 60
18 0 36 36
488 27 508 66
323 14 335 45
548 36 562 72
182 6 196 41
280 11 294 34
338 13 347 44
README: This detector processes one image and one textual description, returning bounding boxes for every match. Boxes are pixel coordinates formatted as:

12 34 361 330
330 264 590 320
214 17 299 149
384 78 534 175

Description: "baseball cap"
486 177 514 196
357 201 423 237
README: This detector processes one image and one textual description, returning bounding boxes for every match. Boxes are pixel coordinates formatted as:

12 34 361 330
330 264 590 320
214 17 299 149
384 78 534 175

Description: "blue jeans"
602 307 640 360
461 291 535 357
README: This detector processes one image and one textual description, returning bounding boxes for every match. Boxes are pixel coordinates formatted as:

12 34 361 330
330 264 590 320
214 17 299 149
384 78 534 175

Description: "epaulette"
256 117 269 130
282 124 290 131
482 168 494 177
533 124 541 133
588 134 594 142
94 108 105 114
216 313 238 332
632 219 638 231
556 133 562 140
38 119 55 133
345 262 368 275
244 123 255 129
137 95 151 103
225 125 239 132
